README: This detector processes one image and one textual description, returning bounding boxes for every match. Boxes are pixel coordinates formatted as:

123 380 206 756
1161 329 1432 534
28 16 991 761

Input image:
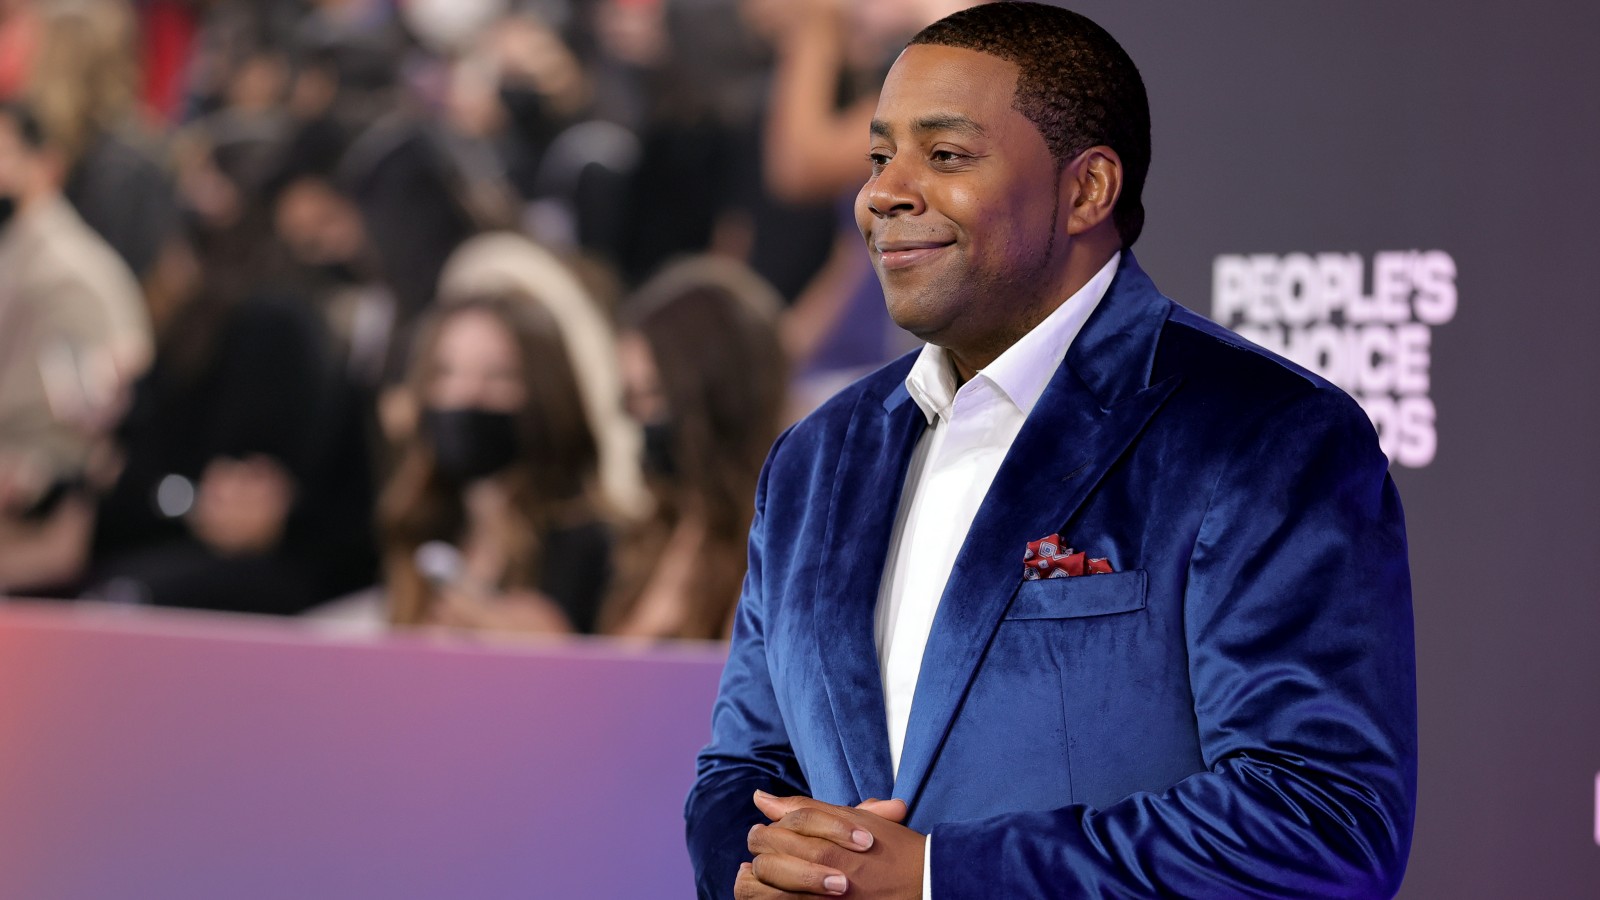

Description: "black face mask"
424 408 520 483
641 420 679 480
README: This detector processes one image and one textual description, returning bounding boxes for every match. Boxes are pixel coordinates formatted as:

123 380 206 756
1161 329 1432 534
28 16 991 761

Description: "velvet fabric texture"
685 253 1417 898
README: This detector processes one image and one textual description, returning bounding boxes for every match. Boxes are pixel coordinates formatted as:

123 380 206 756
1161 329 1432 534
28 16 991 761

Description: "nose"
861 158 923 218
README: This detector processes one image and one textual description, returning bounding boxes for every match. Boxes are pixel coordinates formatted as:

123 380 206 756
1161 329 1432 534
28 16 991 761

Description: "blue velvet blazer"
686 254 1417 898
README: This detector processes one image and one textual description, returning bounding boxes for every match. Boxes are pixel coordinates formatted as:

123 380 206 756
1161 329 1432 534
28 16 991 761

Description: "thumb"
752 789 811 821
855 797 908 823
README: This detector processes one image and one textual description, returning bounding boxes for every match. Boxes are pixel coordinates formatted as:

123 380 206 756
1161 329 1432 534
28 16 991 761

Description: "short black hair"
910 1 1151 247
0 100 48 151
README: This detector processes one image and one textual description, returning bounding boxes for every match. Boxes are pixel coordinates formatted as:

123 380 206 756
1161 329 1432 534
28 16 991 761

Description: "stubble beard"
882 170 1065 359
923 197 1063 361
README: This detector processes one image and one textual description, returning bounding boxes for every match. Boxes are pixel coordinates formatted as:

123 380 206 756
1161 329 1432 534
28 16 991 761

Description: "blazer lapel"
891 253 1183 807
812 376 927 803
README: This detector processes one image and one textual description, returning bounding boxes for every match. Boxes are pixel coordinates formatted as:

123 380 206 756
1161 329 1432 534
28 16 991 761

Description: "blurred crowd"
0 0 974 640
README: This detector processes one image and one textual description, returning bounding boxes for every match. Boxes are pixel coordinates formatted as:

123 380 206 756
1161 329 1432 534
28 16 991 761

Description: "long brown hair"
379 292 601 625
599 259 787 639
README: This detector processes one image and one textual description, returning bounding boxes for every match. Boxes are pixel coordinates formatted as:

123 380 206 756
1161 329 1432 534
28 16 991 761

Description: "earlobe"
1063 146 1123 236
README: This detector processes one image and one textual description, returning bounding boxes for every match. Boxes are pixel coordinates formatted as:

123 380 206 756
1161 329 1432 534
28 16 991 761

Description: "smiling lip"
875 240 954 271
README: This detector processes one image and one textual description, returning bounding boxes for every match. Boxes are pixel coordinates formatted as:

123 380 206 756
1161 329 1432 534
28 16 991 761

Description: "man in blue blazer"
688 4 1417 898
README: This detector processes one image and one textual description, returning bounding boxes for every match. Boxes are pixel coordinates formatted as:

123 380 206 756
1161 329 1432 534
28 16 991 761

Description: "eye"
866 151 891 173
931 149 967 165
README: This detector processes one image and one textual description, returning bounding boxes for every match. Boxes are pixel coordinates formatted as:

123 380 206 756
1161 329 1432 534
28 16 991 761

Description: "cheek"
983 190 1057 266
484 377 527 413
941 183 983 222
946 179 1032 237
943 185 1021 264
427 370 470 408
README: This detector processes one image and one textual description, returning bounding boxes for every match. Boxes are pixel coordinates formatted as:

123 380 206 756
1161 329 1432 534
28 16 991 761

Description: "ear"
1060 145 1123 238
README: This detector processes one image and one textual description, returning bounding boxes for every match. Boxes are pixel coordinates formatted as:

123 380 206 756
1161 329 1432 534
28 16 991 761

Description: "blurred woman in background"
380 291 611 635
601 258 786 641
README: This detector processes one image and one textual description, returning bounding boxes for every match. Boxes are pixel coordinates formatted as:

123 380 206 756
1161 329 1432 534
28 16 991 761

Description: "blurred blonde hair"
27 0 139 165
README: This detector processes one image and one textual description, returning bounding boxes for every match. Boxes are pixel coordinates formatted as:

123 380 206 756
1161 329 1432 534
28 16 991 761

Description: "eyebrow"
870 114 989 140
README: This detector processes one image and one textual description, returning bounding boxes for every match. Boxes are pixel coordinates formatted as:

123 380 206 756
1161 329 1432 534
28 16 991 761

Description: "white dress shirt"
872 253 1119 898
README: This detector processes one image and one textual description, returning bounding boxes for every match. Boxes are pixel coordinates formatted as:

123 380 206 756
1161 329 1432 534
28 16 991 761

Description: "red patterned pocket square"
1023 533 1114 580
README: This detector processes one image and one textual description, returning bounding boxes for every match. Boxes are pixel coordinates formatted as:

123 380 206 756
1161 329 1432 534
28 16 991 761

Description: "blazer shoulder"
1148 300 1384 476
1156 300 1344 407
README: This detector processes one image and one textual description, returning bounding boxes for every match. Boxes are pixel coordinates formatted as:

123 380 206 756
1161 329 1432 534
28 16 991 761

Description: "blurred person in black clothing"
268 116 398 393
173 42 295 231
379 291 612 635
179 0 472 366
0 217 377 611
600 258 786 640
338 112 492 375
83 224 378 614
478 9 638 268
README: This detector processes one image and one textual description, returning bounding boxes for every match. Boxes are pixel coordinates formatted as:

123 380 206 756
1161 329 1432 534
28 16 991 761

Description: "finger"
749 823 857 866
764 805 874 850
749 851 848 896
753 789 805 821
855 797 909 823
735 863 809 900
753 790 839 822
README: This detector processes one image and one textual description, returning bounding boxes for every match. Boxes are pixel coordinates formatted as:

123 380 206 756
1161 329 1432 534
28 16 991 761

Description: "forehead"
875 44 1022 135
438 309 518 359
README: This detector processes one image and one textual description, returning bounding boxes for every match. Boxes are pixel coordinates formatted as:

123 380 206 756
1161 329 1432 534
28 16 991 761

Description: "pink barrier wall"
0 603 726 899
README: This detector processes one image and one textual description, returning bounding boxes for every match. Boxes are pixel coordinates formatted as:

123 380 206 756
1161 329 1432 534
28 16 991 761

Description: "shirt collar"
904 251 1121 424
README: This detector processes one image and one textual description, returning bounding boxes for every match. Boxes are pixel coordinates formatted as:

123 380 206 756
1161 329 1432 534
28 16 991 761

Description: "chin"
883 293 929 335
885 307 952 347
884 282 964 339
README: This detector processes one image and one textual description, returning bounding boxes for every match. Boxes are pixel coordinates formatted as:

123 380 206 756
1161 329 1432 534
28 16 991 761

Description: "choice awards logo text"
1212 251 1456 468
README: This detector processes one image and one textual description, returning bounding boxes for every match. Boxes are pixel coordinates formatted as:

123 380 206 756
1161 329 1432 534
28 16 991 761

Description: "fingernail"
754 789 774 799
824 875 848 894
852 828 873 850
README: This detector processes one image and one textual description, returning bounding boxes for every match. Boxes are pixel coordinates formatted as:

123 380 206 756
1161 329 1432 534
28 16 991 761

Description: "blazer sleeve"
685 430 812 900
930 387 1418 899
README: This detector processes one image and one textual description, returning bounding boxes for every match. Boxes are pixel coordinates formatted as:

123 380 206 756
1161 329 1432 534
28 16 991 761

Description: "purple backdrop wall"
0 604 724 899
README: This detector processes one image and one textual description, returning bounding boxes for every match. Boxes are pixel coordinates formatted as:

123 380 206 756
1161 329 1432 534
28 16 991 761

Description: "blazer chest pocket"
1005 569 1147 620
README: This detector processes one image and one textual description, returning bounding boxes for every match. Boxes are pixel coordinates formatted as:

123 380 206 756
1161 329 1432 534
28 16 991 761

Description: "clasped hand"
736 791 924 899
